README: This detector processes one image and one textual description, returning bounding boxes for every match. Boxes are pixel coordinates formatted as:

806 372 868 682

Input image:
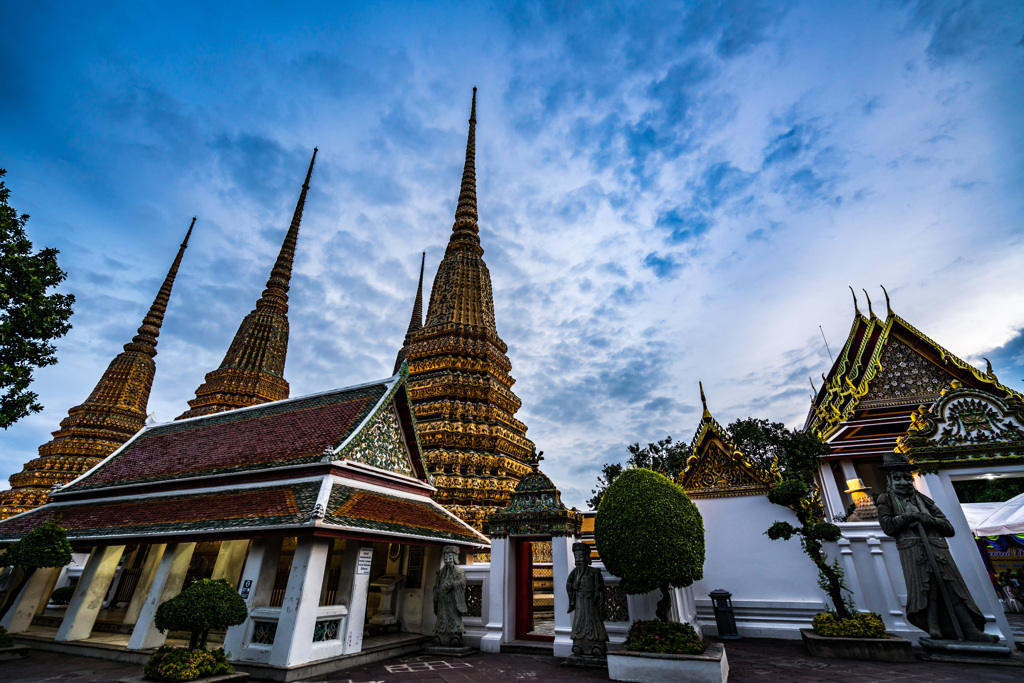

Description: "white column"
551 536 574 657
223 538 279 658
56 545 125 642
339 542 374 655
480 537 507 653
124 544 166 625
817 462 845 519
867 535 908 632
126 542 196 650
0 567 61 632
268 537 331 667
211 540 250 589
836 538 865 611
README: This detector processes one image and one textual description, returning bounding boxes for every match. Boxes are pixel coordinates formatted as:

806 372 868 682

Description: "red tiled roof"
66 384 387 491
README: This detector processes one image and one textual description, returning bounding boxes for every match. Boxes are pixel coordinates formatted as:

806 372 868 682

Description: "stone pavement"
2 638 1023 683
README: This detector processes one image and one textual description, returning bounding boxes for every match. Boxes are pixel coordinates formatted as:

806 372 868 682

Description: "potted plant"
740 419 913 662
595 468 726 682
144 578 248 681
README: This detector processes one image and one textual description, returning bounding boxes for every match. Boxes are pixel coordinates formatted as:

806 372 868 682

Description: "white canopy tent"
962 501 1003 535
966 492 1024 537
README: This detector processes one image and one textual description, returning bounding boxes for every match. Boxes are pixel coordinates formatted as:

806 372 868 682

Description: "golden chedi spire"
177 148 316 420
405 89 535 533
394 252 426 374
0 218 195 520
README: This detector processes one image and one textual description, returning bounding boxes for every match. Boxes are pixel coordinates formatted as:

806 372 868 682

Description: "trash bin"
709 589 740 639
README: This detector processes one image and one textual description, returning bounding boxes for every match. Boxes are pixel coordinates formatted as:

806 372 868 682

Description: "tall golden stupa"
0 219 195 519
398 89 535 532
177 149 316 420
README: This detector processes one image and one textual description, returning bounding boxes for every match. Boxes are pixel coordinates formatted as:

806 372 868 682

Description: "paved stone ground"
6 622 1024 683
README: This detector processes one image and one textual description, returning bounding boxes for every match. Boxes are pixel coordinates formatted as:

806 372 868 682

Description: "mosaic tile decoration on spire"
677 384 773 498
0 219 195 520
488 453 583 539
897 382 1024 469
404 89 535 533
177 149 317 420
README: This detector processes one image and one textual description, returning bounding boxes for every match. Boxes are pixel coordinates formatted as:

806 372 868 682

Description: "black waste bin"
709 589 740 639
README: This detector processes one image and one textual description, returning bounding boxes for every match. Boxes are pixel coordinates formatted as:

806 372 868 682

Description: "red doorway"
514 538 554 642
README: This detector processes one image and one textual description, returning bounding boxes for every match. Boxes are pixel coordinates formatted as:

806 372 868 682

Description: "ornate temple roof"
0 219 194 520
488 455 583 539
404 89 535 532
677 383 772 498
897 382 1024 469
0 369 487 548
804 288 1021 461
177 149 317 419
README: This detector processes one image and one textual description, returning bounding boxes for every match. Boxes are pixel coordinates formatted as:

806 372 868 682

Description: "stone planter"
607 641 728 683
800 628 915 663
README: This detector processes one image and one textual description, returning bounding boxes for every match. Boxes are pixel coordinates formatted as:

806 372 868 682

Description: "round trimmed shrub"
155 579 247 650
595 468 705 597
0 517 72 570
767 479 807 508
808 521 842 542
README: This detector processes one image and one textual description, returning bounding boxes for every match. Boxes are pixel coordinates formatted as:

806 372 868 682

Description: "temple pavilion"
805 288 1023 520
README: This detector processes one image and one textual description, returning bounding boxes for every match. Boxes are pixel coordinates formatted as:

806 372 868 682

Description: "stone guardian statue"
567 541 609 657
432 544 468 647
876 451 998 644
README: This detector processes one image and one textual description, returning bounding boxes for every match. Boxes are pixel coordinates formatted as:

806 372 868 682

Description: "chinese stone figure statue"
567 542 608 657
876 451 998 643
433 545 468 646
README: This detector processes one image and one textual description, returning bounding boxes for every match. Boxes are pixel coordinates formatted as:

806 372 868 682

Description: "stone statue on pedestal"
567 541 608 658
432 545 467 647
876 451 998 644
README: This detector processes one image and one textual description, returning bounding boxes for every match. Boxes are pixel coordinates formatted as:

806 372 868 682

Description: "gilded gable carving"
863 337 954 402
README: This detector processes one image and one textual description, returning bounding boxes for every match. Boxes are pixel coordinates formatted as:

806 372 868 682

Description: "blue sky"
2 1 1023 509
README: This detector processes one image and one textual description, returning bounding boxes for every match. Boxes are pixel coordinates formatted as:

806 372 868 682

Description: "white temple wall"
691 495 826 639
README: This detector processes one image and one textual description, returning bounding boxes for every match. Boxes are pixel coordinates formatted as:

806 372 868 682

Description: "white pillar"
0 567 61 632
338 542 374 655
817 462 845 519
480 537 507 652
867 535 908 632
212 540 250 589
124 544 166 626
56 545 125 642
268 537 331 667
551 536 574 657
224 538 278 658
126 542 196 650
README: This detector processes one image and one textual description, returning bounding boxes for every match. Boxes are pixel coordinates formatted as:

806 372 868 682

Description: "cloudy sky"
2 1 1023 509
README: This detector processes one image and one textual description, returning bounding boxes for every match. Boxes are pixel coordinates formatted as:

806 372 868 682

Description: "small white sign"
356 547 373 575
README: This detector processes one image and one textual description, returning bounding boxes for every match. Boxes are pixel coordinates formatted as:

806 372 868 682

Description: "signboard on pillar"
356 547 373 575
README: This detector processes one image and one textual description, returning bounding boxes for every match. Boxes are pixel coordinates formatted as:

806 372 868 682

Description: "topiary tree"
155 578 248 650
594 468 705 623
0 516 73 619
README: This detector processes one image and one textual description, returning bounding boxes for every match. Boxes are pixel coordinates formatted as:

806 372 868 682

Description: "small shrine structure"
0 367 488 678
477 457 582 656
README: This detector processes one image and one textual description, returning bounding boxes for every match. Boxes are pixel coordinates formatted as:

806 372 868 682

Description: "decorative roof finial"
880 284 894 317
861 288 875 319
699 381 711 419
257 147 317 316
125 216 196 357
848 286 862 317
452 88 479 237
809 377 818 394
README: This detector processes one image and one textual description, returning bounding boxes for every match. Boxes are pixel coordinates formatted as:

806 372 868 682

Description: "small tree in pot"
595 468 706 654
154 578 248 650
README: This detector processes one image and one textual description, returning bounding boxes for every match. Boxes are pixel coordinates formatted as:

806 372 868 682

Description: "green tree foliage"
594 468 705 622
739 418 853 619
0 168 75 428
155 579 248 650
588 436 690 509
0 517 73 571
0 517 73 619
953 477 1024 504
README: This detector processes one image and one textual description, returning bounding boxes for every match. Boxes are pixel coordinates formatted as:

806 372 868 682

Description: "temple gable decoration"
898 382 1024 469
677 385 772 499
